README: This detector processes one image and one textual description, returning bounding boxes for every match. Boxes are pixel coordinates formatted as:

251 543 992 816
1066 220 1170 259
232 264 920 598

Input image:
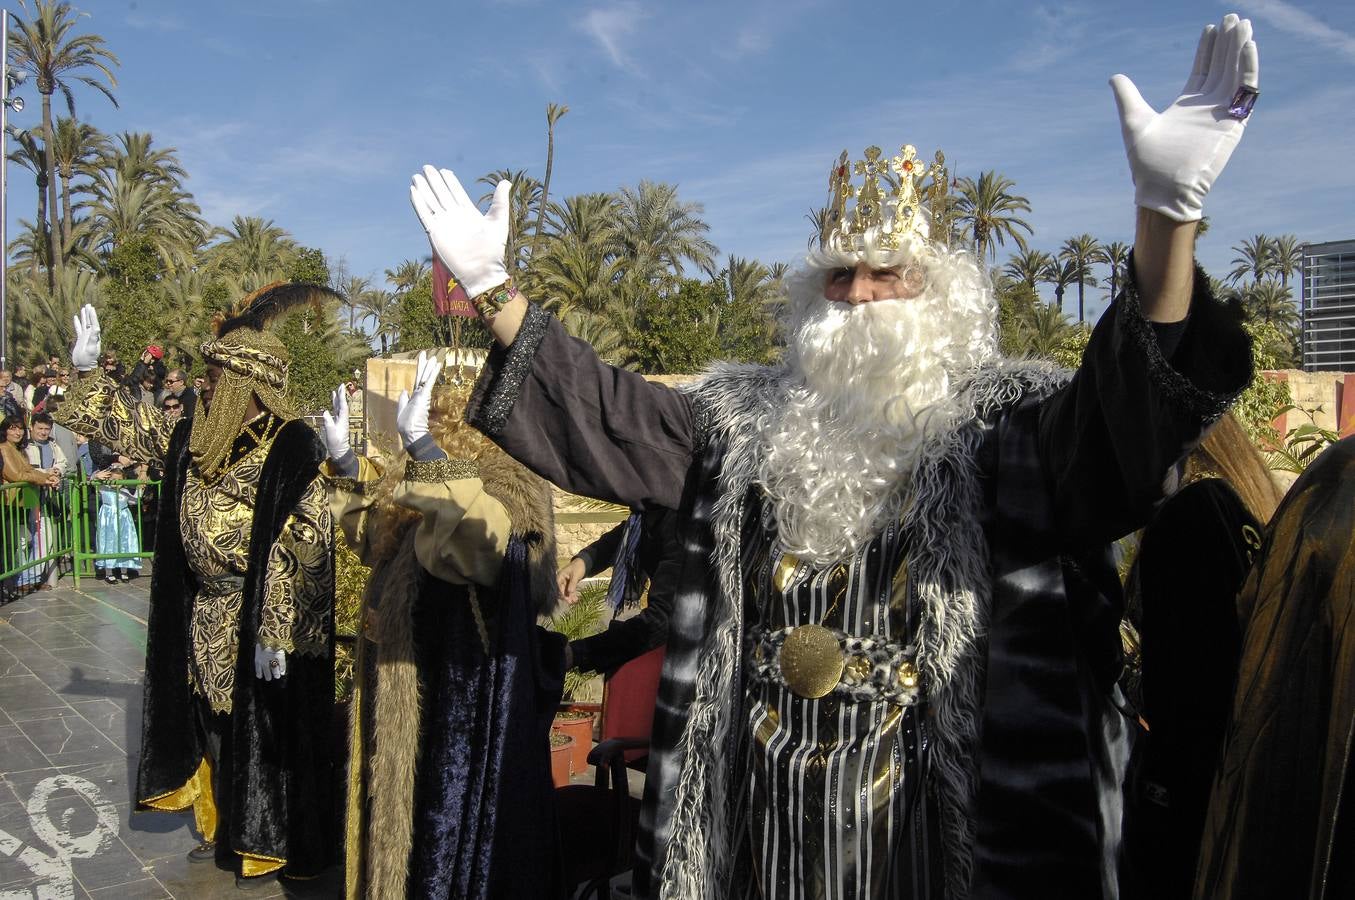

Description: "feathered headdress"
213 281 343 339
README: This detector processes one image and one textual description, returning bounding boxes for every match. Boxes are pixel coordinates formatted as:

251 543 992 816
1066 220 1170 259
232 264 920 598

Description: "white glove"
71 304 102 372
320 387 350 461
1110 13 1259 222
395 351 444 450
254 644 287 681
409 165 512 298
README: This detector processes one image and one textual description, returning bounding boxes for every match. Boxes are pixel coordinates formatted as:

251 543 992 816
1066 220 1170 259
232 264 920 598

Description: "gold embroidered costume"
55 282 343 881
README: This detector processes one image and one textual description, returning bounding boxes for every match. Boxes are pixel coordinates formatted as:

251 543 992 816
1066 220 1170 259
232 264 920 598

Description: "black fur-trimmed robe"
339 447 567 900
137 419 336 877
466 266 1252 900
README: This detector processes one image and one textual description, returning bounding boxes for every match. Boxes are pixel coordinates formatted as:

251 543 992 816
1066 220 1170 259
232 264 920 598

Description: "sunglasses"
163 404 182 411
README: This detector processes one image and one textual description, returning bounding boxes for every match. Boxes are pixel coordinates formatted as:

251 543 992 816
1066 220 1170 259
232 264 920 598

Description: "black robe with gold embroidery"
136 418 337 878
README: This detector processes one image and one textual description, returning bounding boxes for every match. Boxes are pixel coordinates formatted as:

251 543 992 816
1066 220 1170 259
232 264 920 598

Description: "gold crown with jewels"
819 144 950 251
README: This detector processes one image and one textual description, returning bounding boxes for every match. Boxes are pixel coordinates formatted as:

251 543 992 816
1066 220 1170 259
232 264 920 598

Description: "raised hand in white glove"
1110 13 1259 222
320 387 350 461
395 351 444 451
409 165 512 298
254 643 287 681
71 304 102 372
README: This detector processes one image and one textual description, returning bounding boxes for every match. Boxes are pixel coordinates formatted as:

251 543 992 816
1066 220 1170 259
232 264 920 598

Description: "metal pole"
1 8 9 372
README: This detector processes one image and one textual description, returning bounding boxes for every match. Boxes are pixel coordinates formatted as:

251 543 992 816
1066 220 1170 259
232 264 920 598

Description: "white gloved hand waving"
410 166 512 298
71 304 102 372
320 387 351 461
254 643 287 681
395 351 444 450
1110 13 1259 222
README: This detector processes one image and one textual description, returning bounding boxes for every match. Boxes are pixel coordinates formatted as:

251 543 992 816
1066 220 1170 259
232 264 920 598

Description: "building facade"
1301 239 1355 371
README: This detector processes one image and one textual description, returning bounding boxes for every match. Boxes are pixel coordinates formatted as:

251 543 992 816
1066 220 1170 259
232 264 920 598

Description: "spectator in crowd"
30 370 61 414
21 412 68 591
24 364 46 410
99 352 123 382
0 371 24 419
44 399 81 486
160 395 185 423
128 346 167 407
1 415 58 601
50 369 70 403
12 364 29 393
162 369 196 418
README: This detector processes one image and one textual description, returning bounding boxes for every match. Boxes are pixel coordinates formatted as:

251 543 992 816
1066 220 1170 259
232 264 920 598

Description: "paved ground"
0 575 340 898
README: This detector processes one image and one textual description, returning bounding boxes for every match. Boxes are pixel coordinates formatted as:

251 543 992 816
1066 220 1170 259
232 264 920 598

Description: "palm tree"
339 275 371 333
51 115 106 245
359 289 399 353
1101 240 1130 301
207 215 294 282
530 103 568 260
1003 248 1054 294
477 169 542 276
1042 258 1080 319
8 0 119 291
1271 234 1303 289
385 259 429 293
612 181 716 284
6 129 50 270
1057 234 1105 323
954 171 1033 261
1229 234 1273 285
80 170 204 273
1243 281 1298 330
533 193 622 318
99 131 189 191
1017 302 1076 359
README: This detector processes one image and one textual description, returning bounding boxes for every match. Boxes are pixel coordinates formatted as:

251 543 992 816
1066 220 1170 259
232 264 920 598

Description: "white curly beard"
757 245 998 566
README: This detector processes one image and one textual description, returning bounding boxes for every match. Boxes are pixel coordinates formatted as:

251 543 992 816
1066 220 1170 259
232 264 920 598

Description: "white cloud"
1239 0 1355 63
578 2 648 72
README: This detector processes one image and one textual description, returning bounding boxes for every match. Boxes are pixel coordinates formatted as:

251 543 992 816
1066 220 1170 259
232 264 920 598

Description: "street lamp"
1 8 27 372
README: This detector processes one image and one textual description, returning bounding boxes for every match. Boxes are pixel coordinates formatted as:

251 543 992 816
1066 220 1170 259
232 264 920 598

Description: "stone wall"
1264 369 1355 437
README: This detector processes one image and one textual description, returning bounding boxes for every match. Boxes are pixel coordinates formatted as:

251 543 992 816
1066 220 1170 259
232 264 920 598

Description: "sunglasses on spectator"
163 402 182 411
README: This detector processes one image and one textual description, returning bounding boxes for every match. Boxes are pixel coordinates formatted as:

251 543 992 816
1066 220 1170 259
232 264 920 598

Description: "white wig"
756 229 1000 565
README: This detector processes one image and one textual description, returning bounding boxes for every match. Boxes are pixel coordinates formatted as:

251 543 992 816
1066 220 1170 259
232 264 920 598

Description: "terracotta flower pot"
553 711 594 774
550 732 574 787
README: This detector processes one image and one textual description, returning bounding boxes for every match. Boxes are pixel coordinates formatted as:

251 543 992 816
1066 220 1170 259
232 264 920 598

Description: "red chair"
556 646 666 900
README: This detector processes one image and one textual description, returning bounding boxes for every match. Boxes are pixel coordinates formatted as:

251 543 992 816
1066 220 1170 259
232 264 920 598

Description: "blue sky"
5 0 1353 322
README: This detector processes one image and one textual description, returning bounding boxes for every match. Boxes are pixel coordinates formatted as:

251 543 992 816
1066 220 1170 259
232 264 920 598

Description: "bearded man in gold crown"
58 285 338 888
410 14 1260 899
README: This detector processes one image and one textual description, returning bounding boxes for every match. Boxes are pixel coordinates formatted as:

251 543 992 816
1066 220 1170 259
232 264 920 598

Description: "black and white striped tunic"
740 502 936 900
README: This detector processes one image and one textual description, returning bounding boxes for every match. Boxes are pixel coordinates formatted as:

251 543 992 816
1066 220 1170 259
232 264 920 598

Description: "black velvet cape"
135 419 336 877
405 538 569 900
1120 478 1261 897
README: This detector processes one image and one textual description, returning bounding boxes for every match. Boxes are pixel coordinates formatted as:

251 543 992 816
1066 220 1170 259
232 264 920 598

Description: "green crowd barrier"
0 475 161 591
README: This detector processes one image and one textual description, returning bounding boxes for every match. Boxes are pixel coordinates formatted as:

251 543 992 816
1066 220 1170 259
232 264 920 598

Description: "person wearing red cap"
128 346 168 408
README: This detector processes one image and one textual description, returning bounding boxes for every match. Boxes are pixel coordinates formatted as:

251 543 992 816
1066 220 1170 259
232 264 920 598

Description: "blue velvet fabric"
407 537 568 900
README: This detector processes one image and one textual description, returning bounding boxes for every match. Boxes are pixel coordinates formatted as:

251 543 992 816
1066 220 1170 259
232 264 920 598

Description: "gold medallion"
779 625 844 699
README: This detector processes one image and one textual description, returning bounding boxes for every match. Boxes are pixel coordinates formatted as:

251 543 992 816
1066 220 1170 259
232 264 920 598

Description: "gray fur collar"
657 356 1068 900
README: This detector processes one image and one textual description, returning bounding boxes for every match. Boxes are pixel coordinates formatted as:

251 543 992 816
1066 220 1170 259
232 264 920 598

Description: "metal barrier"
0 475 161 592
69 475 161 587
